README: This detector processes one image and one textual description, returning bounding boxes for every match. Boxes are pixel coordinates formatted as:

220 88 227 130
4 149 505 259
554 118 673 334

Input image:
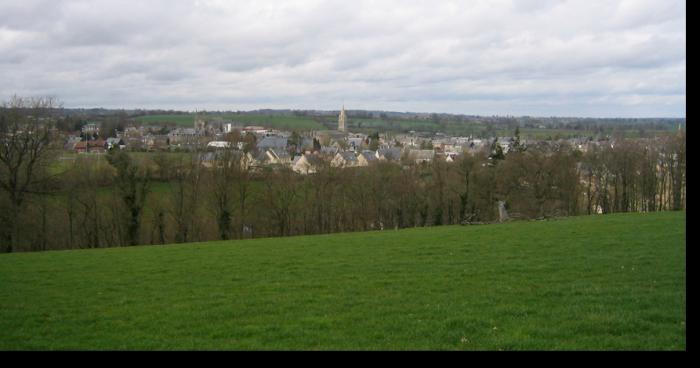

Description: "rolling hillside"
0 212 686 350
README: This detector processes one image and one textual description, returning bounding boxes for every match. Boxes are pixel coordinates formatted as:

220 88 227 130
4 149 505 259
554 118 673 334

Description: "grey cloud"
0 0 685 117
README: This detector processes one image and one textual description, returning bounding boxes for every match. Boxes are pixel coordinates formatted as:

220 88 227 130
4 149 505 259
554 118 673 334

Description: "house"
376 147 402 161
357 150 377 166
266 148 292 166
243 126 269 134
120 126 141 139
105 137 125 150
207 141 232 149
445 152 460 163
465 139 486 155
257 136 288 151
252 150 270 167
316 130 348 145
497 137 514 154
291 155 302 168
168 128 201 146
75 139 106 153
347 137 364 151
64 136 82 151
244 151 263 170
141 134 169 151
568 137 591 152
297 137 314 152
331 151 359 168
124 137 144 151
293 153 324 175
319 146 339 157
81 123 99 134
199 151 217 168
199 150 247 169
407 149 434 164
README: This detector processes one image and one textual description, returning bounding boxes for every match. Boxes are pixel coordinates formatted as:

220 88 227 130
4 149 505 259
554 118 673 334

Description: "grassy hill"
0 212 685 350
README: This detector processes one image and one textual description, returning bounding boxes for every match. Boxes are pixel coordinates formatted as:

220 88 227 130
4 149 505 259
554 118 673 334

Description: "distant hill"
0 212 685 350
66 107 685 123
121 110 684 138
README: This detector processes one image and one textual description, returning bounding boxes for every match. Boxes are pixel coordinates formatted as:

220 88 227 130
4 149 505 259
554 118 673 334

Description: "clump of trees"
0 97 687 252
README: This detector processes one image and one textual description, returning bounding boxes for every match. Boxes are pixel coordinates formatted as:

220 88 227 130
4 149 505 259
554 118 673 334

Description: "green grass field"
134 114 326 131
134 114 194 126
132 114 675 138
226 115 327 131
0 212 685 350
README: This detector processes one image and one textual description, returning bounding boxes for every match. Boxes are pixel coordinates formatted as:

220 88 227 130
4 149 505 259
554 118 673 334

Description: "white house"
357 150 377 166
207 141 232 149
266 148 292 166
105 137 125 150
376 147 402 161
293 153 324 175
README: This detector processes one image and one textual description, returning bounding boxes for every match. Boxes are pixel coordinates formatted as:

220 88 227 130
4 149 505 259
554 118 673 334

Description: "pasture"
0 212 685 350
134 114 327 131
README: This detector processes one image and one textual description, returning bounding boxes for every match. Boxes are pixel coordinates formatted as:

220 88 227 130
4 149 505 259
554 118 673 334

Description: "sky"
0 0 686 117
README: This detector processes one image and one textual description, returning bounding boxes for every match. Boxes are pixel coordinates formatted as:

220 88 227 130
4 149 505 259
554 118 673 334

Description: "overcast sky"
0 0 685 117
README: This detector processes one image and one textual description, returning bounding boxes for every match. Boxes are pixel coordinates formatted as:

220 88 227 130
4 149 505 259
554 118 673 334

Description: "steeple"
338 104 347 132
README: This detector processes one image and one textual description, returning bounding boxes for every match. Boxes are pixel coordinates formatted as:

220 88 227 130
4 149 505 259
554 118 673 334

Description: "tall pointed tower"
338 104 347 132
194 110 206 132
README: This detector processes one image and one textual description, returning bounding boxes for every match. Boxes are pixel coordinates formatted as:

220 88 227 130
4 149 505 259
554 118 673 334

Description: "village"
63 106 606 175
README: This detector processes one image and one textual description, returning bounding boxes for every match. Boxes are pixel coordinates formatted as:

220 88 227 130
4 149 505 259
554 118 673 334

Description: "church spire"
338 104 347 132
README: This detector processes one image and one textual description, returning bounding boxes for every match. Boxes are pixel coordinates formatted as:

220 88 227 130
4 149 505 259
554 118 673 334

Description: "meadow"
135 114 327 131
0 212 685 350
133 113 675 139
134 114 194 126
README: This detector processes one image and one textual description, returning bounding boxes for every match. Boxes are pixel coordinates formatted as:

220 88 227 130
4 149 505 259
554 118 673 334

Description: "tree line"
0 98 686 252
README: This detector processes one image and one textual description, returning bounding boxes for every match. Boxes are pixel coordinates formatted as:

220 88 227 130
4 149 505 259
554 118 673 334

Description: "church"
338 104 347 132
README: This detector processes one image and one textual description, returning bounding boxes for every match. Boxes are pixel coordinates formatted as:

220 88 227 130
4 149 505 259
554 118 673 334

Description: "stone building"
338 105 347 132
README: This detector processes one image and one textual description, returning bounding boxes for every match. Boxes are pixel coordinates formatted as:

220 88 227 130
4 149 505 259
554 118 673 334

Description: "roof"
320 146 338 155
169 128 198 136
268 148 291 160
258 136 288 150
338 151 358 162
359 151 377 162
255 150 269 162
301 137 314 147
301 153 324 166
377 147 402 160
74 139 105 149
207 141 232 148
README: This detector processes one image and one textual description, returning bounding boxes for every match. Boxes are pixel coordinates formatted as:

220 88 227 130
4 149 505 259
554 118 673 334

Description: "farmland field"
134 114 327 131
0 212 685 350
134 114 194 126
132 114 675 138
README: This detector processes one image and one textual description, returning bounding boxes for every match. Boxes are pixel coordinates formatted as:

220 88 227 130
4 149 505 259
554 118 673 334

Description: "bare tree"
668 132 686 211
106 150 151 246
209 148 241 240
263 168 299 237
0 96 61 252
169 154 204 243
